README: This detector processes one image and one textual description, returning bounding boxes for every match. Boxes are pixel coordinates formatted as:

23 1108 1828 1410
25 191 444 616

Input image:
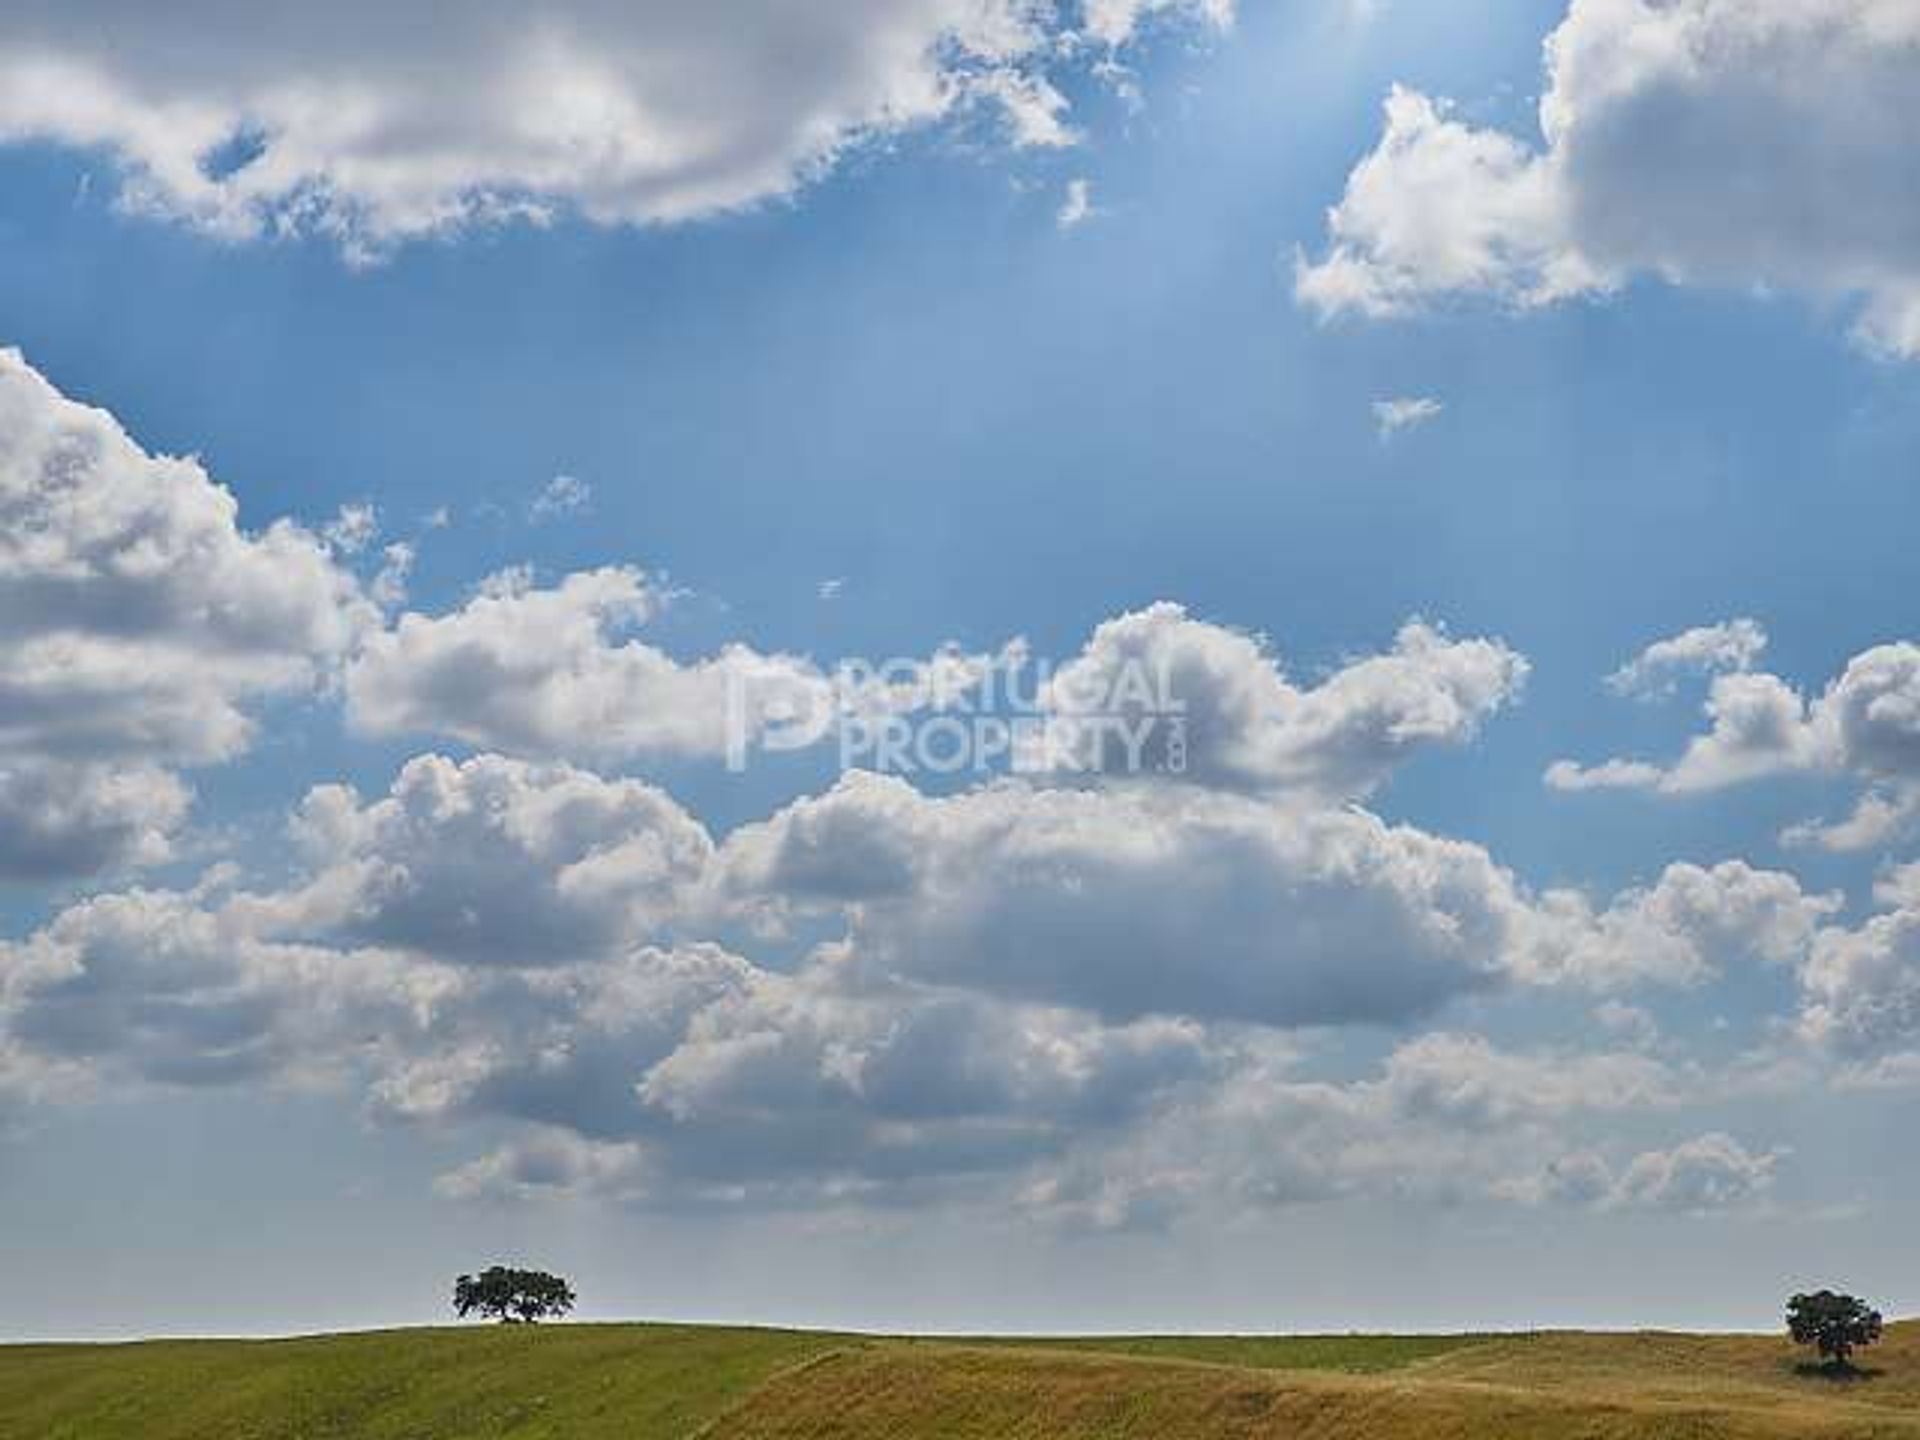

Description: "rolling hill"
1 1319 1913 1439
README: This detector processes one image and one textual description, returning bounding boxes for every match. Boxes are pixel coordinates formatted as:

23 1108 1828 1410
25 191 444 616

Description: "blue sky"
2 0 1919 1338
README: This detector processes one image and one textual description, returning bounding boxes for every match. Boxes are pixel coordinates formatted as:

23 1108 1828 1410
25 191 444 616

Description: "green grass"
1 1320 1913 1439
0 1324 840 1440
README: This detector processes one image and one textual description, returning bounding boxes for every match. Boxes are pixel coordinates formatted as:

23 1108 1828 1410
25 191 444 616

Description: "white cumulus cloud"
345 567 833 764
1550 638 1920 849
1029 604 1526 801
0 349 373 877
1297 0 1920 356
0 0 1229 259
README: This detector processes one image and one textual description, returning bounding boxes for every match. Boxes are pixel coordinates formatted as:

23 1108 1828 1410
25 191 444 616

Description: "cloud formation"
0 0 1227 258
1527 1133 1780 1213
1371 395 1443 439
1798 866 1920 1067
0 369 1832 1224
1297 0 1920 356
0 728 1822 1219
1056 177 1098 230
1031 605 1526 800
266 752 716 968
345 565 999 766
1605 619 1768 701
721 772 1528 1027
1549 635 1920 850
0 350 372 877
529 474 591 522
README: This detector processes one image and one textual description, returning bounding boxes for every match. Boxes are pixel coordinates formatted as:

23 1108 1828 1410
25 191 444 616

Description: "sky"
2 0 1920 1339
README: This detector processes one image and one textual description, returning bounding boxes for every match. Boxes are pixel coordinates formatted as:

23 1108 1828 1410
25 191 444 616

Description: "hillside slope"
719 1327 1920 1439
0 1324 836 1440
0 1321 1912 1439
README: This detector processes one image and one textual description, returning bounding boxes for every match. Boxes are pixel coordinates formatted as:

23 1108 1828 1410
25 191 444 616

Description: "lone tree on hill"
1787 1290 1883 1371
453 1266 577 1324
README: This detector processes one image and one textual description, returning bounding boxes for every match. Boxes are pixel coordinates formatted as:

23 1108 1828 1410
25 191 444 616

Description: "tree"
1787 1290 1883 1371
453 1266 577 1324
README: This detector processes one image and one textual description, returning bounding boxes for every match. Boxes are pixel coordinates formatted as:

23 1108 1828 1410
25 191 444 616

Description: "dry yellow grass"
713 1323 1920 1439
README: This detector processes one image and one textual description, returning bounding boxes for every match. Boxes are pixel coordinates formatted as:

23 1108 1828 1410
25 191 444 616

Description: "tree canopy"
1787 1290 1883 1370
453 1266 577 1324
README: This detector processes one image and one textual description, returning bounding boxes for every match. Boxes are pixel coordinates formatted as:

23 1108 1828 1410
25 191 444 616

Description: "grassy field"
0 1325 838 1440
0 1320 1912 1438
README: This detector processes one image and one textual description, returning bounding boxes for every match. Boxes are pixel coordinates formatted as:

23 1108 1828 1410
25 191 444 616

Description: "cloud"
1640 672 1823 792
1029 605 1526 800
1083 0 1234 47
972 67 1076 149
1660 858 1920 1075
1376 1032 1677 1128
0 343 1830 1226
1296 1 1920 356
0 752 1242 1207
1020 1032 1751 1228
345 566 837 764
321 502 379 555
0 1033 89 1133
1799 899 1920 1064
722 772 1533 1028
1524 1133 1779 1212
456 1020 1728 1220
1609 1133 1782 1212
0 517 1827 1223
0 764 189 881
265 752 716 969
1520 860 1839 991
529 474 591 522
0 754 739 1121
1543 757 1666 792
435 1130 650 1205
1605 619 1768 700
0 729 1821 1216
0 349 372 877
1294 86 1599 319
1371 395 1443 439
1056 177 1098 230
628 964 1225 1201
0 885 430 1090
1871 861 1920 913
723 775 1821 1020
1550 638 1920 848
367 942 762 1140
369 541 415 609
0 0 1229 258
347 565 1004 767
